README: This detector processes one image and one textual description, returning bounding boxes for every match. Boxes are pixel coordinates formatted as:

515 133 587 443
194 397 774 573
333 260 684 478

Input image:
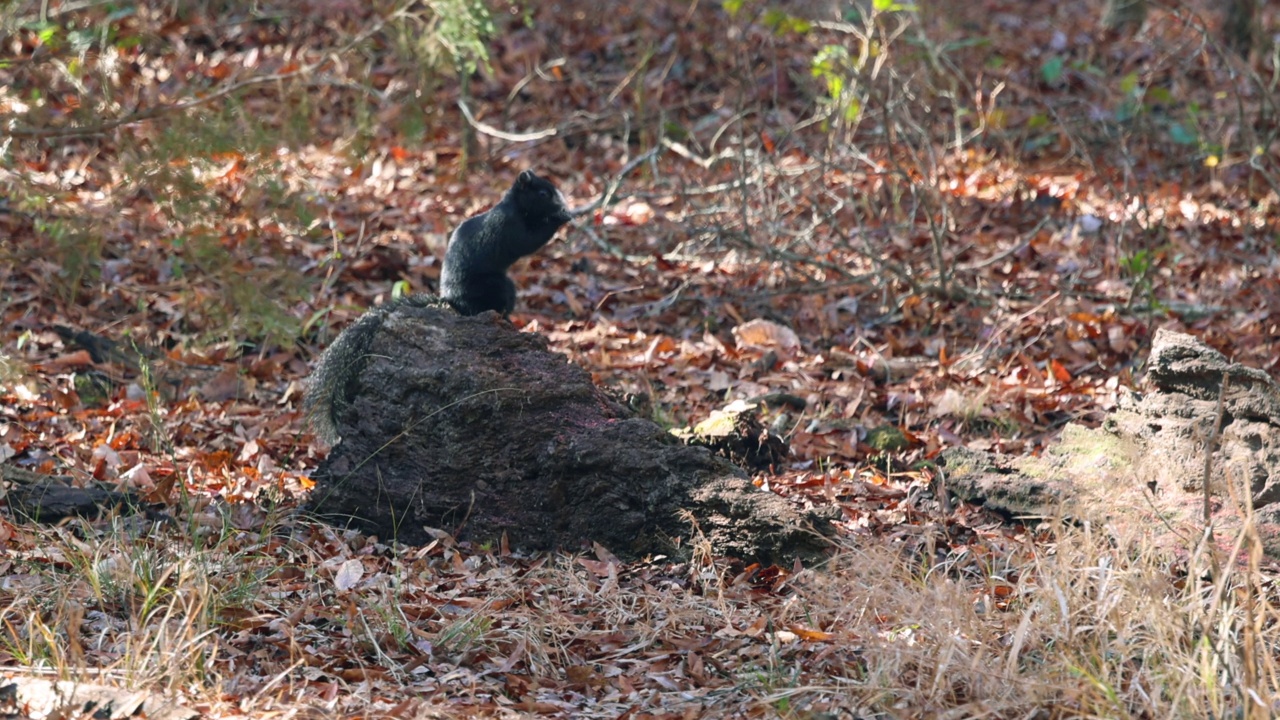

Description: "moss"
865 425 909 452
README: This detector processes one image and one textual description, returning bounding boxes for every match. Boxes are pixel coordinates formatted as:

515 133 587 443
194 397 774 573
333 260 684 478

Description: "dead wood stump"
944 329 1280 562
307 301 832 563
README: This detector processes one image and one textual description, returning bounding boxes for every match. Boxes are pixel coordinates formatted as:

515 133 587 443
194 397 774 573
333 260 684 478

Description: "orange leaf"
1050 359 1072 383
41 350 95 371
143 472 177 504
202 450 233 471
787 624 834 642
743 615 768 637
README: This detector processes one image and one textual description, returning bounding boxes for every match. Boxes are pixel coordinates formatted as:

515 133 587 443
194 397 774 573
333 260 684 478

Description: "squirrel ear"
517 169 536 185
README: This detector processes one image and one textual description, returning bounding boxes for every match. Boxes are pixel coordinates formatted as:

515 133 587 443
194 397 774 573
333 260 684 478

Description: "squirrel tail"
304 294 446 444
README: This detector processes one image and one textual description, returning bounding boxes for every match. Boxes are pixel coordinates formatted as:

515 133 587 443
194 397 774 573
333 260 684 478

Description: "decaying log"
1 465 142 523
307 302 833 563
944 329 1280 562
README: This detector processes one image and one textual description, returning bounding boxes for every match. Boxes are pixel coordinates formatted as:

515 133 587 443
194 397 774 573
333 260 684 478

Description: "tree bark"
307 302 833 564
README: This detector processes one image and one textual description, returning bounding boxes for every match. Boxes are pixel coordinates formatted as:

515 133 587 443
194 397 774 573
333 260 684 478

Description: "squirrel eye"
538 188 550 198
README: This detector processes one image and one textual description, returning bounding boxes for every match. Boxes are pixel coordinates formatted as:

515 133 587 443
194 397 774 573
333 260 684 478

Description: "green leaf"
786 17 812 33
763 9 787 29
1040 56 1064 84
1119 72 1139 95
843 97 862 123
723 0 745 16
827 75 845 99
37 24 60 47
1168 123 1196 145
811 44 850 77
1120 249 1151 277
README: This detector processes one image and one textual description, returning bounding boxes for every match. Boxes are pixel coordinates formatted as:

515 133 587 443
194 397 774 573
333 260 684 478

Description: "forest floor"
2 0 1279 717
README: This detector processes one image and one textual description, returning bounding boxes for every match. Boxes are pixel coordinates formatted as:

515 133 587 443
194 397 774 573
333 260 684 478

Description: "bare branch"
456 100 558 142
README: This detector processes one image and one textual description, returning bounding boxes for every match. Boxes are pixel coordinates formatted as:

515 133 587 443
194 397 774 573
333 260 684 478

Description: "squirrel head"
510 170 573 230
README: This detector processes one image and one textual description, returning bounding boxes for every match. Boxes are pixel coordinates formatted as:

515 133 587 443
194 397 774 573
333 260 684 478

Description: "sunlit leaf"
334 559 364 591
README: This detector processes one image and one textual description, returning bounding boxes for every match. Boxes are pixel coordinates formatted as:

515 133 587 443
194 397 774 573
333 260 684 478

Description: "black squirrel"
303 170 572 444
440 169 573 316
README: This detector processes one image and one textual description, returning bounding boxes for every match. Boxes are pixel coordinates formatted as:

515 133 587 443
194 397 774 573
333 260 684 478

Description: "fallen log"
307 299 832 563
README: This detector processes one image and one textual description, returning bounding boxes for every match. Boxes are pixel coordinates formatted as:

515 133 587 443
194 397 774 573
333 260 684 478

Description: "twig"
11 0 119 24
661 137 737 170
723 226 864 283
7 9 396 139
592 284 647 314
504 59 567 109
570 145 662 218
956 216 1050 272
934 462 953 515
7 70 309 138
575 222 628 261
456 100 558 142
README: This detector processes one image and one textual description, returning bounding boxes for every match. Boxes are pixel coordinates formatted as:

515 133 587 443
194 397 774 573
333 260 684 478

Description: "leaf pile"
2 0 1279 716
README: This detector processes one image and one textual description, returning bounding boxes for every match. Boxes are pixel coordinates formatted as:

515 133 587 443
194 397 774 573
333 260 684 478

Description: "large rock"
944 329 1280 561
307 302 832 563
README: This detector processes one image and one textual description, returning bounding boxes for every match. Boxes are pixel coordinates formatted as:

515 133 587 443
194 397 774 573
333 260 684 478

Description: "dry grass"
2 504 1276 718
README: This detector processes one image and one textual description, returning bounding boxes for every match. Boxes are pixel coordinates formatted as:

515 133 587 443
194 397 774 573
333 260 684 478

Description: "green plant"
387 0 495 143
811 44 865 127
36 217 104 303
1119 247 1167 313
436 612 493 655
